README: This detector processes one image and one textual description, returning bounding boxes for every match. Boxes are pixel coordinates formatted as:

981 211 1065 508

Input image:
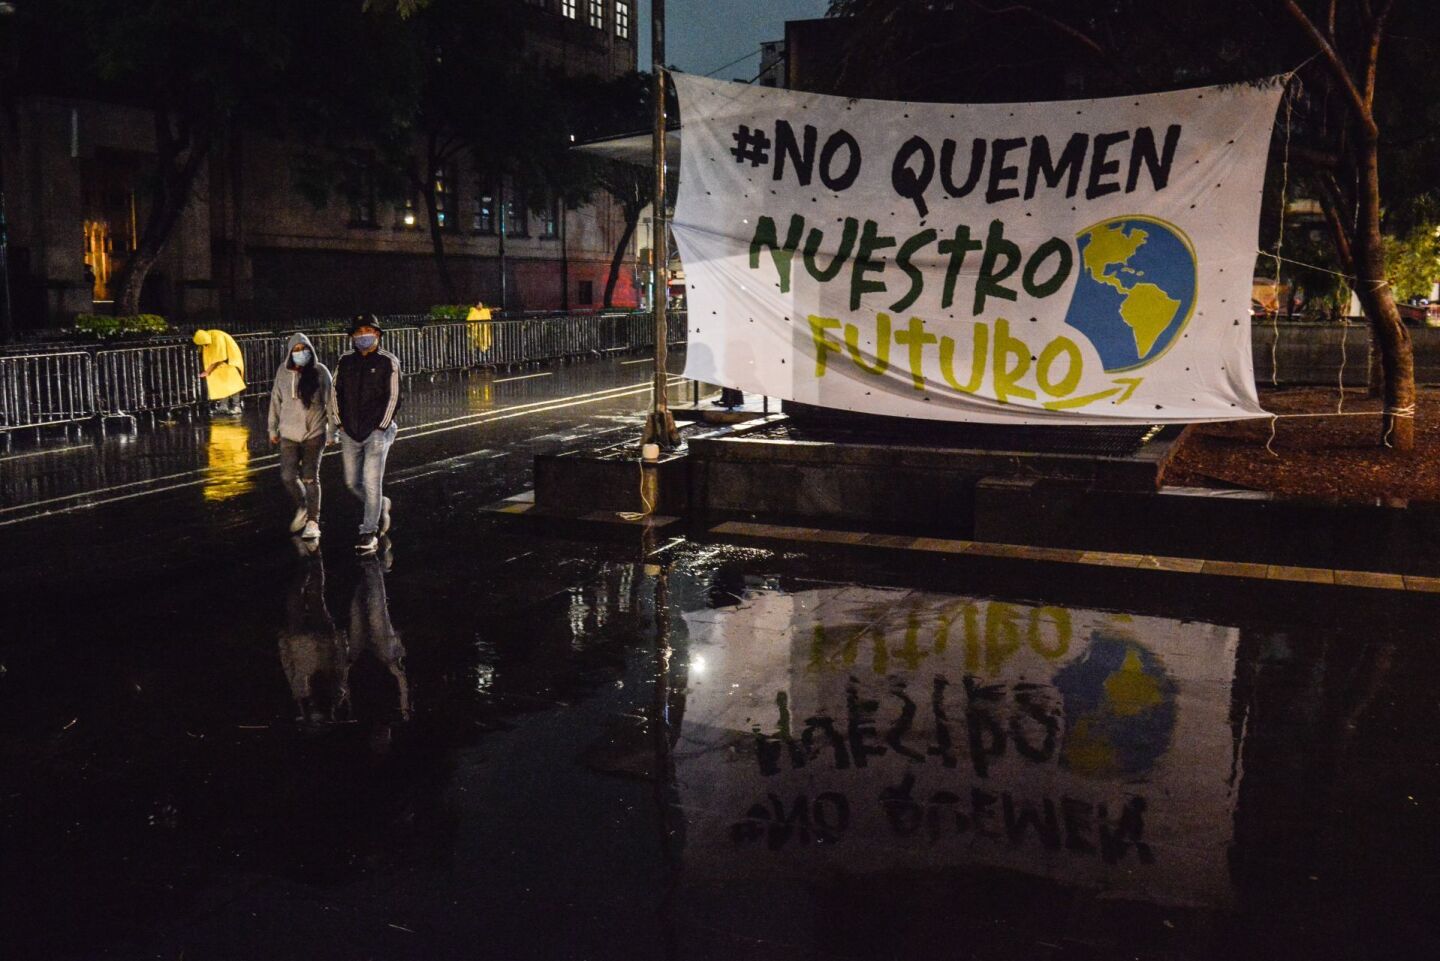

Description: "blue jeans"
340 423 396 535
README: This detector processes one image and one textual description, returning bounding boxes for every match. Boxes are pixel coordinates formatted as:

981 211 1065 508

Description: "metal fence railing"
0 312 686 444
0 351 97 436
94 345 203 422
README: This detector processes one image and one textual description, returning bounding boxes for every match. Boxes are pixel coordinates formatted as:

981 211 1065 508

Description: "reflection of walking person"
278 541 350 724
329 314 401 555
351 551 410 724
268 333 334 541
193 328 247 415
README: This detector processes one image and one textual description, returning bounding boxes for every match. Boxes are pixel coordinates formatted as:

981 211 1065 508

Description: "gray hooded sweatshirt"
267 333 334 442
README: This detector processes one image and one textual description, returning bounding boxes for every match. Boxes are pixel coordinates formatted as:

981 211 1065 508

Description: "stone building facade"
0 0 641 331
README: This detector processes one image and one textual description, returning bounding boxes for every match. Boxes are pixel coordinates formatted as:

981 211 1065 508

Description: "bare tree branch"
963 0 1109 61
1282 0 1378 137
1363 0 1396 109
1315 169 1357 273
1291 144 1342 167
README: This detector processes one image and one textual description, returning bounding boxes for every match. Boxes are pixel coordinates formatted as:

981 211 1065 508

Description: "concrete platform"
481 489 685 542
688 415 1182 536
533 444 691 516
668 396 774 425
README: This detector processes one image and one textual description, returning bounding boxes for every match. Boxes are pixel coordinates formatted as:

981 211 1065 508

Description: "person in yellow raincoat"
466 301 493 355
193 329 247 415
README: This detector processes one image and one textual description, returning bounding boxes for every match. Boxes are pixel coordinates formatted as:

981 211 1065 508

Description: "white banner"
671 74 1284 424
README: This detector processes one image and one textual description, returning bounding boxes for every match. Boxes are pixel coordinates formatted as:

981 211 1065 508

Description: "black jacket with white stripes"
331 346 401 442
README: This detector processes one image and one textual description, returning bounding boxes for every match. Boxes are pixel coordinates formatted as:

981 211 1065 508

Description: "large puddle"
1 534 1435 959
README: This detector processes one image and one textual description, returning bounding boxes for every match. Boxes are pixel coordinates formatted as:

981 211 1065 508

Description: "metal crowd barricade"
94 345 202 424
233 334 291 397
0 351 98 442
306 332 350 369
2 312 685 445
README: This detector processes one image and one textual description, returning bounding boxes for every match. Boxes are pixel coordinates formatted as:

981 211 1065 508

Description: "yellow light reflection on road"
204 422 255 501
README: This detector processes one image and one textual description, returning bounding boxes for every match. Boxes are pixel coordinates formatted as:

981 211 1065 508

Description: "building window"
505 192 529 237
588 0 604 31
433 167 452 229
347 154 378 227
472 186 496 234
615 1 630 39
561 0 577 19
578 280 594 305
400 196 420 229
540 194 559 238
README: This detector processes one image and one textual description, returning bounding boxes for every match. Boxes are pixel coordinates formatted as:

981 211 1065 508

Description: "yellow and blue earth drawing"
1064 217 1198 372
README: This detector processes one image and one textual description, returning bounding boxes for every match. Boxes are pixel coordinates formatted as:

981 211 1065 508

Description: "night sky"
638 0 833 77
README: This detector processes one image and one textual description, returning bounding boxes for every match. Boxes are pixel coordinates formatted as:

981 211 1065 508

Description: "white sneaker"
301 520 321 541
289 506 308 533
379 496 393 535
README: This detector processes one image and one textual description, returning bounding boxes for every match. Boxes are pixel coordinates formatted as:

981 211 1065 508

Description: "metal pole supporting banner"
643 0 680 449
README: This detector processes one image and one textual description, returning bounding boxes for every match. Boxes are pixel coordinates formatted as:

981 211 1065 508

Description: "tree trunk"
1354 131 1414 449
604 203 639 308
114 113 210 317
419 179 457 305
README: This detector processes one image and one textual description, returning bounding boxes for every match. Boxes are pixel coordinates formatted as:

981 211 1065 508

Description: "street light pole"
642 0 680 449
498 190 508 312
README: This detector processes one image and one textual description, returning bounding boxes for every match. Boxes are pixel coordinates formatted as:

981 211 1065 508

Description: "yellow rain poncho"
466 303 493 353
193 329 247 401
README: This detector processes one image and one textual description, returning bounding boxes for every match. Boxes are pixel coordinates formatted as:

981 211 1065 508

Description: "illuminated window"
588 0 604 31
400 196 419 229
615 1 629 39
561 0 576 19
433 167 451 229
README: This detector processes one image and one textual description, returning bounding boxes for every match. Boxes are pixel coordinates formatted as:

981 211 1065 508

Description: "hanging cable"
1270 82 1294 387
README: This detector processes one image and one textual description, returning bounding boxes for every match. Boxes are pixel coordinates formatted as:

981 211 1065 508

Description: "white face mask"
292 349 313 366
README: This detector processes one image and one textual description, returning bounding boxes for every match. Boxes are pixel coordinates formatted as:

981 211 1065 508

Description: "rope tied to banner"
1268 82 1294 387
1258 61 1415 451
1263 402 1417 455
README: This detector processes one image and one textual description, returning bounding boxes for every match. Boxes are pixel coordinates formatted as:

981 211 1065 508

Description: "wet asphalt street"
1 353 1438 961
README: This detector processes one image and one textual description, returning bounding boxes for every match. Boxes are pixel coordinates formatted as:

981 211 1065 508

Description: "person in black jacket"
328 314 402 554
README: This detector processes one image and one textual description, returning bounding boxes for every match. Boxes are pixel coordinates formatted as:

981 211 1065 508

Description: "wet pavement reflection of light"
203 422 255 501
1 358 1438 960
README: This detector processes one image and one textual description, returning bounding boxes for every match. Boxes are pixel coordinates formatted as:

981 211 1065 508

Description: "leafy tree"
27 1 306 318
1384 223 1440 302
296 0 587 307
567 72 675 308
594 159 652 308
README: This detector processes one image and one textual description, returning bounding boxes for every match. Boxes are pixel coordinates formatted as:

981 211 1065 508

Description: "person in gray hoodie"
268 333 334 540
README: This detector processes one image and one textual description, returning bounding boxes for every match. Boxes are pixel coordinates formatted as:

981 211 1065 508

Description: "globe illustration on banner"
1063 217 1198 372
1054 631 1178 778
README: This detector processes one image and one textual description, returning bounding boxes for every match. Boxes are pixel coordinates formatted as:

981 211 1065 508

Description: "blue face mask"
353 334 378 351
292 349 313 366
